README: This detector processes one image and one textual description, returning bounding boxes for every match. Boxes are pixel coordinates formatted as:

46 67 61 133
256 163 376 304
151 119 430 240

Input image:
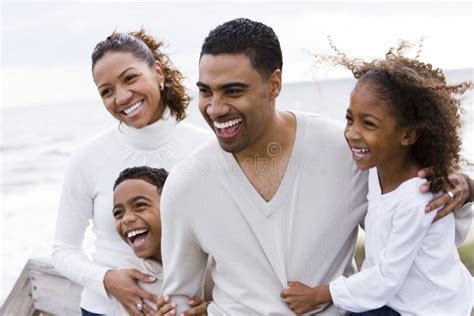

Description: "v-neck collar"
220 111 304 217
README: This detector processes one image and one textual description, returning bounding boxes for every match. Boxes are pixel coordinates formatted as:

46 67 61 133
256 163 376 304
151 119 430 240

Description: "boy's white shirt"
113 257 163 315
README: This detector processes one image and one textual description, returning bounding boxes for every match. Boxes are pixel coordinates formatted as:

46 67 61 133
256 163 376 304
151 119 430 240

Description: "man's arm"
160 176 208 315
420 170 472 218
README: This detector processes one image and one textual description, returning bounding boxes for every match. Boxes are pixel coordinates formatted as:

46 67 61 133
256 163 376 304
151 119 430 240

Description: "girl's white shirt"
330 168 472 316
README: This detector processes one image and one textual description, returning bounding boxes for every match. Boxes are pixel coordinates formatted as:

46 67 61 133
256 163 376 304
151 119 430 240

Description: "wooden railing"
2 257 82 316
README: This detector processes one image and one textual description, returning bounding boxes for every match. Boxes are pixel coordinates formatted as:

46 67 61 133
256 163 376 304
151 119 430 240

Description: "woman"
52 30 210 315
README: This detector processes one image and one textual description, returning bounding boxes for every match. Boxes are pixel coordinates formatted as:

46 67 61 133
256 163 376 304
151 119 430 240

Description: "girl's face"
344 82 409 171
93 52 165 129
113 179 162 260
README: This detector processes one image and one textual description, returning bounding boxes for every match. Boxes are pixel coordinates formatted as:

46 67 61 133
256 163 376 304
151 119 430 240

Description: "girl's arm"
329 199 436 313
282 198 437 314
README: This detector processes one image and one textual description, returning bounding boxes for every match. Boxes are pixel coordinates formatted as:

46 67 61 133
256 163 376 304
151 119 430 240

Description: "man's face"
197 53 280 153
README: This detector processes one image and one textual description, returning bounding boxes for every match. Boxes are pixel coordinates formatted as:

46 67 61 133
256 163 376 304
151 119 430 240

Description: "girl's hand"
104 269 158 316
418 168 471 221
280 281 331 314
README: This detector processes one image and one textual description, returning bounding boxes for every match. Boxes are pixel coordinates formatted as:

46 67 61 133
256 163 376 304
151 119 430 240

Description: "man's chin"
218 140 246 154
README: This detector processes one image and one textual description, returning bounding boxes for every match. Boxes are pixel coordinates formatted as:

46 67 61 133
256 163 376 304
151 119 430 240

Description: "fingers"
123 297 146 316
142 303 155 316
183 302 208 315
188 297 205 306
138 288 159 304
432 190 463 222
131 269 158 283
157 296 177 316
417 167 433 179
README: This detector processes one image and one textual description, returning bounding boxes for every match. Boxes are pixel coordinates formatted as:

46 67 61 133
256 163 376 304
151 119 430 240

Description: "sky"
1 1 473 109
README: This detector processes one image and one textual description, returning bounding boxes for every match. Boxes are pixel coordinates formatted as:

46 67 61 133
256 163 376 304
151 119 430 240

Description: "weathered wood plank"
29 258 82 315
2 261 35 315
2 258 82 316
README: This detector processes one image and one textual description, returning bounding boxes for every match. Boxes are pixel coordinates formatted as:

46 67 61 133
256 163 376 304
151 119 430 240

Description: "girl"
282 42 473 315
52 30 210 315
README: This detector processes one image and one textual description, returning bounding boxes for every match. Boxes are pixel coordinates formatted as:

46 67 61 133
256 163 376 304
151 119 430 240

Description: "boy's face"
113 179 162 260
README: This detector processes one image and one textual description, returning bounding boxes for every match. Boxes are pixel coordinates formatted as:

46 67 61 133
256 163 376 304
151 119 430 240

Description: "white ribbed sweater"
52 110 210 314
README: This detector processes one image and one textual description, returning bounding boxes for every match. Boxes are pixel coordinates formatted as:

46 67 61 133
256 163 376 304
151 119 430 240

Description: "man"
160 18 473 315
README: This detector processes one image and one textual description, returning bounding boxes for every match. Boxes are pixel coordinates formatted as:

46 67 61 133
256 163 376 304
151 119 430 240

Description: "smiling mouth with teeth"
351 147 370 160
126 228 149 247
213 118 243 139
122 101 144 117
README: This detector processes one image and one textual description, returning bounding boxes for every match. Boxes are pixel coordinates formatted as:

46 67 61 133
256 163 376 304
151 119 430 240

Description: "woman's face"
93 51 165 128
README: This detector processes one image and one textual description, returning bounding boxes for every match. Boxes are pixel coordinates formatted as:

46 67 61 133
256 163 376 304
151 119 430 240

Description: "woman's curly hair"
91 29 190 122
317 38 472 192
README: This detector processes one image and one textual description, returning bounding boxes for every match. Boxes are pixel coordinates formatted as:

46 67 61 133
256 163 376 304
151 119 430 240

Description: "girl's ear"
401 127 418 146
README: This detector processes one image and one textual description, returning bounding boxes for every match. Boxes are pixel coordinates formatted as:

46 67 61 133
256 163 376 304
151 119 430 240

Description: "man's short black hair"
200 18 283 78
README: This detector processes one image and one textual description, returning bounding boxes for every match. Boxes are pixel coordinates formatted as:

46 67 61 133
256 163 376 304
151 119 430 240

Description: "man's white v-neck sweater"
161 112 369 315
52 111 210 314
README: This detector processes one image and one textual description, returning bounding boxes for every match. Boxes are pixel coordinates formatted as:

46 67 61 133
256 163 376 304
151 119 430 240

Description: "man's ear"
401 127 418 146
267 69 282 100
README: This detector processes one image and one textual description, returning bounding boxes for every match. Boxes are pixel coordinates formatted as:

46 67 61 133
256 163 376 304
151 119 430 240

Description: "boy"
113 166 210 315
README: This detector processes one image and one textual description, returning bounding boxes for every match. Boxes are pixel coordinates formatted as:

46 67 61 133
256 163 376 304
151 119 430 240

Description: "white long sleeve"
331 199 435 312
52 148 111 298
330 170 472 315
160 176 208 312
52 112 211 314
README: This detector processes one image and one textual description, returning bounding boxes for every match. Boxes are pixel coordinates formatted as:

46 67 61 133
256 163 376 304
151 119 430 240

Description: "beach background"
1 1 473 306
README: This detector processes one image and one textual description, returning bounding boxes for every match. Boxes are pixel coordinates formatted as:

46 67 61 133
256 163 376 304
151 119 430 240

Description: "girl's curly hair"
91 29 190 122
317 38 472 192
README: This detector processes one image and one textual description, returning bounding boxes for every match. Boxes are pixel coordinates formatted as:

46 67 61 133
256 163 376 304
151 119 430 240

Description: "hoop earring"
159 82 164 91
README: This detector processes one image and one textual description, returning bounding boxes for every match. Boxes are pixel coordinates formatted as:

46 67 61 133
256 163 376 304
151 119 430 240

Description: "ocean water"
1 70 473 304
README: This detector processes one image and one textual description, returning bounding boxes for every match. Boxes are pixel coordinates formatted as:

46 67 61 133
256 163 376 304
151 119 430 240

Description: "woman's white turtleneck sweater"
52 110 211 314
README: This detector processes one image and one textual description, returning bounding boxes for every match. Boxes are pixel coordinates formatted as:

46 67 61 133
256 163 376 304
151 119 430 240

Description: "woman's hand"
156 295 209 316
104 269 158 316
280 281 331 315
418 168 471 221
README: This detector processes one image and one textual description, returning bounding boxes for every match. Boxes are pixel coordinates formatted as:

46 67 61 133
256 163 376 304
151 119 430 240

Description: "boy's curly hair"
114 166 168 194
92 29 190 122
317 39 472 192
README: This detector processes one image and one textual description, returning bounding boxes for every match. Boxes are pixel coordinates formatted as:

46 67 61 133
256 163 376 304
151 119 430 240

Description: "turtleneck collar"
116 107 178 151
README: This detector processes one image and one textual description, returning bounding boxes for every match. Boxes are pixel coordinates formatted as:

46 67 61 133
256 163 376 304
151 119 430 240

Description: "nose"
344 124 361 141
205 94 230 119
115 85 133 105
122 211 137 225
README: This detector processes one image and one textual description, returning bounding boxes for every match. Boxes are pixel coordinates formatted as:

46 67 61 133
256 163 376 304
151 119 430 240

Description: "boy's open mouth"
127 228 149 247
